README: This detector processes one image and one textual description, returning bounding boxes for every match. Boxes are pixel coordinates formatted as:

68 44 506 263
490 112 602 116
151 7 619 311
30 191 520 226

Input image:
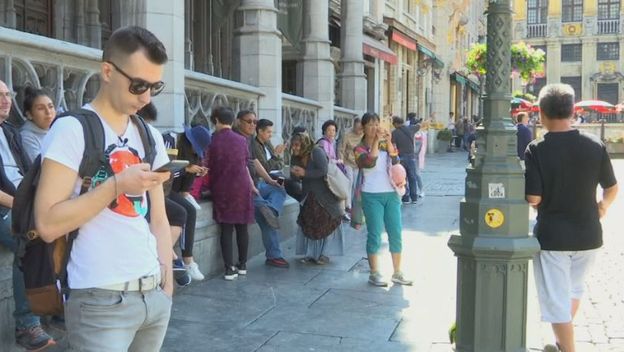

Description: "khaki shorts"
533 249 597 323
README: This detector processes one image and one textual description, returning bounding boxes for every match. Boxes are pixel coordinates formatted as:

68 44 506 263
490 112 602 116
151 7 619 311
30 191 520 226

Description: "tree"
466 42 545 83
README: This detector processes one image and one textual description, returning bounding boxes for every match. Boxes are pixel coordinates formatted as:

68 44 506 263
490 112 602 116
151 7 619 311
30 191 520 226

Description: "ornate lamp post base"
448 1 540 351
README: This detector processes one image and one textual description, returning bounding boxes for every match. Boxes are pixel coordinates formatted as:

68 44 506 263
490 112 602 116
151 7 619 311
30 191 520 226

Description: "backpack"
12 108 156 316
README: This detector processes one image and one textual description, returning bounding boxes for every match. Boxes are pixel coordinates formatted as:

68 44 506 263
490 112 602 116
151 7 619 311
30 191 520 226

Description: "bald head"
0 80 12 122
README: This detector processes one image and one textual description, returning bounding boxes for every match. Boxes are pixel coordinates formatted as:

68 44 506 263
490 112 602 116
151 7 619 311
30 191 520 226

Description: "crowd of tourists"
1 24 612 352
0 26 422 351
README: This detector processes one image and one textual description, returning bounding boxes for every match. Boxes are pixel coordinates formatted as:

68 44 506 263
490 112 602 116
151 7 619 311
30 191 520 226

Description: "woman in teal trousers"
354 112 412 287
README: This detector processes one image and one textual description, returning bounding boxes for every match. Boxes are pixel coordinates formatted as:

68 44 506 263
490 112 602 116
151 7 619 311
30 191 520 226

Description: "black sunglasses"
106 61 165 97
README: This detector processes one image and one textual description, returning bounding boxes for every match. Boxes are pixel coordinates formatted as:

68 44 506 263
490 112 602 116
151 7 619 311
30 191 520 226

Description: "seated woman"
290 132 345 265
20 87 56 162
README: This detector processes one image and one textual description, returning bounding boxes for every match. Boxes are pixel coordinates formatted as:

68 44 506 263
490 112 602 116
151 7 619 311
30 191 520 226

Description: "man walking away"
391 116 419 204
525 84 618 352
34 26 174 351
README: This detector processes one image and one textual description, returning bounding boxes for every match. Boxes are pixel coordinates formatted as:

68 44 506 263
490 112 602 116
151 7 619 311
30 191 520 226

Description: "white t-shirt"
0 127 24 188
40 105 169 289
362 150 395 193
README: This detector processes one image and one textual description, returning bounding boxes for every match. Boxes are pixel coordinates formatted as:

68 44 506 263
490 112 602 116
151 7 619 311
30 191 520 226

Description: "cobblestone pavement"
30 150 624 351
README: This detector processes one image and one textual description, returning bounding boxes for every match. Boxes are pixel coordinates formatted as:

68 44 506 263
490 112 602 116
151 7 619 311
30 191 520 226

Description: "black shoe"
265 258 290 268
224 266 239 281
173 259 192 286
236 263 247 275
259 205 280 229
16 325 55 351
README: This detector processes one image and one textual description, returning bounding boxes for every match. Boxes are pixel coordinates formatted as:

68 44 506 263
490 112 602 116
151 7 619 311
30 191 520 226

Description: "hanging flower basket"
466 42 545 83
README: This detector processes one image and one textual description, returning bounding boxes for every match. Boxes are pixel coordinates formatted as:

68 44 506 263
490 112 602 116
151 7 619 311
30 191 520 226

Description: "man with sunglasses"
235 110 290 268
34 26 173 351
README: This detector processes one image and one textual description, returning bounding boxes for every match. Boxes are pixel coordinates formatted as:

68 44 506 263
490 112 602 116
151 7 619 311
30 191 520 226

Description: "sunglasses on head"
105 61 165 97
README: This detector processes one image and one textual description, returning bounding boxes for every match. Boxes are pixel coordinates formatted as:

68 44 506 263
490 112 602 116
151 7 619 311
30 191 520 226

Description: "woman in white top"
353 112 412 287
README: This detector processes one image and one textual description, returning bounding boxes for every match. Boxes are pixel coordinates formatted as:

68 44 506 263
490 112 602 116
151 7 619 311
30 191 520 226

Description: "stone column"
1 0 16 28
86 0 101 49
302 0 334 133
234 0 283 141
129 0 186 131
184 0 193 70
339 0 367 115
448 0 540 350
582 37 597 100
546 39 561 85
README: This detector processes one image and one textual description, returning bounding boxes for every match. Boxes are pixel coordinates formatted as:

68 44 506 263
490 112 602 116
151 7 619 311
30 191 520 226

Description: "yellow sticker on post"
485 208 504 228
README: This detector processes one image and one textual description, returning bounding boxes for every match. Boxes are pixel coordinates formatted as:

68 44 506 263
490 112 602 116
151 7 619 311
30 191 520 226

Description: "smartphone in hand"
155 160 190 173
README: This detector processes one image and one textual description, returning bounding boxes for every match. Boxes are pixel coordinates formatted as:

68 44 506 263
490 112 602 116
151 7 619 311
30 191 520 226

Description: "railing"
184 71 264 126
598 19 620 34
334 106 358 141
526 23 547 38
281 93 321 144
0 27 101 122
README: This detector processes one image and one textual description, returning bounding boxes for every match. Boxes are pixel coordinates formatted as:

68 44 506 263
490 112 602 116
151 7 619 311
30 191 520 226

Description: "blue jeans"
400 157 420 202
254 181 287 259
0 210 40 329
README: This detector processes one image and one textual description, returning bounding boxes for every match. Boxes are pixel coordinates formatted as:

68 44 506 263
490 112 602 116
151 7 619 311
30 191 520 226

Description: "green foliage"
466 42 546 83
437 128 453 141
512 90 537 102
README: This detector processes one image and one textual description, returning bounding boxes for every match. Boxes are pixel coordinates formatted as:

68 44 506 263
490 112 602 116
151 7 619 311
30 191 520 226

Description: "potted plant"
436 128 453 153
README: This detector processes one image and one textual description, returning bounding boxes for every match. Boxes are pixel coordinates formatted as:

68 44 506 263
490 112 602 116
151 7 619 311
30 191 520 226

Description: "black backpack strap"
130 114 157 167
51 109 107 297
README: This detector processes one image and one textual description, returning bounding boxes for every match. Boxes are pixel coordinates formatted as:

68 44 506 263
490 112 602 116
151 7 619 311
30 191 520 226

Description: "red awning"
391 31 416 51
363 36 398 64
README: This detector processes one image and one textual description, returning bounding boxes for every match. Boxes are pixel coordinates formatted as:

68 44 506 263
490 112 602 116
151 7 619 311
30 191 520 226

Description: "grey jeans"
65 287 172 352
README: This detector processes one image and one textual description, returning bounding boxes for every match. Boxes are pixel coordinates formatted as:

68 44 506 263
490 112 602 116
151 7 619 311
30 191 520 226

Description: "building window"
527 0 548 24
561 76 582 101
282 61 297 96
562 0 583 22
597 83 619 105
529 77 547 97
561 44 582 62
597 42 620 60
598 0 620 19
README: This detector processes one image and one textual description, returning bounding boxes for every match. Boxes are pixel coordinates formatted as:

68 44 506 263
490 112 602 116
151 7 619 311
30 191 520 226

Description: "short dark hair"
361 112 380 126
292 126 307 135
236 109 256 120
406 112 417 122
321 120 338 135
538 84 575 120
103 26 168 65
353 117 361 125
516 112 529 123
392 116 404 125
136 102 157 122
23 86 49 113
211 106 235 126
256 118 273 133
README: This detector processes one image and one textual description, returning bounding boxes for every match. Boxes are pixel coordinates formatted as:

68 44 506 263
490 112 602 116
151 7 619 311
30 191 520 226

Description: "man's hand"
253 187 260 195
274 144 287 155
116 163 170 195
267 178 282 187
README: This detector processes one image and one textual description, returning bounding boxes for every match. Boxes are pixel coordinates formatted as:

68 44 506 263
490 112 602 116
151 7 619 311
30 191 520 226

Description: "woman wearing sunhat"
169 123 211 281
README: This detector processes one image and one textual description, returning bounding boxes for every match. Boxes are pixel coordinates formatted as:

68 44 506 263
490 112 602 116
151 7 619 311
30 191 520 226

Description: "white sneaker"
184 194 201 210
184 262 205 281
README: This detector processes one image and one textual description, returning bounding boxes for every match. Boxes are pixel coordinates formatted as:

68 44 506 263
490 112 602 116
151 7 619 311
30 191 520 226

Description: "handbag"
310 148 350 201
325 160 350 201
